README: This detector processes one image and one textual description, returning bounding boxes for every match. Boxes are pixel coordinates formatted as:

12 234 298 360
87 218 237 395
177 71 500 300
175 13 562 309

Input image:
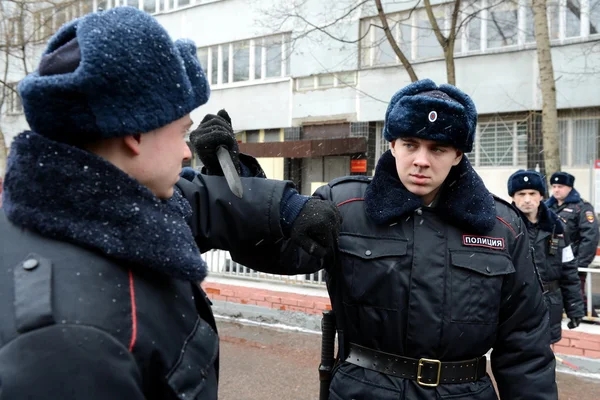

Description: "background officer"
509 170 584 342
547 172 600 319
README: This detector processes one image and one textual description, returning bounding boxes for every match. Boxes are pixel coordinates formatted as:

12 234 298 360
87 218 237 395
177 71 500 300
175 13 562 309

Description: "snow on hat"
550 172 575 187
508 169 547 196
18 6 210 144
383 79 477 152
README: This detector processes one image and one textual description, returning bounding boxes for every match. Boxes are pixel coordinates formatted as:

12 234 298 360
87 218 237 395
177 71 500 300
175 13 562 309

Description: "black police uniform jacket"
0 131 290 399
249 151 557 400
518 202 584 343
547 189 600 271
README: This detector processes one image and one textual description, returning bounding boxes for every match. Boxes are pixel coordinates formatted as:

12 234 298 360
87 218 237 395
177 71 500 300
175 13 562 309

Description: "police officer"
547 172 600 319
508 170 584 342
196 79 557 399
0 7 339 399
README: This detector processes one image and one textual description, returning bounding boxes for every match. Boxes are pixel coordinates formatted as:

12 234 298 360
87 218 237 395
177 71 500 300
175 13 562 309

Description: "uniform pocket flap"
450 251 515 276
339 235 408 260
167 317 219 399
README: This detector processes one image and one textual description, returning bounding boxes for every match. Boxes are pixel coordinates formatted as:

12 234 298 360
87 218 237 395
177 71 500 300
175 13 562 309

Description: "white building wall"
2 0 599 200
193 80 291 131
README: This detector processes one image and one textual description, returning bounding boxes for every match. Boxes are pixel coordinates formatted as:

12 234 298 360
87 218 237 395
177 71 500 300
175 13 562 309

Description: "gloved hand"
289 198 342 258
568 317 582 329
189 109 241 176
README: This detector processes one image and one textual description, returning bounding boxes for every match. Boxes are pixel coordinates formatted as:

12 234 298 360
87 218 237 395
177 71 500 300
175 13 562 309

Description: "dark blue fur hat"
550 171 575 187
508 169 546 196
18 6 210 144
383 79 477 152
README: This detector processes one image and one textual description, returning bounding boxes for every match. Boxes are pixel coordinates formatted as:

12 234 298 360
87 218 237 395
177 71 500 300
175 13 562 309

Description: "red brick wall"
553 330 600 359
204 282 600 359
202 282 331 315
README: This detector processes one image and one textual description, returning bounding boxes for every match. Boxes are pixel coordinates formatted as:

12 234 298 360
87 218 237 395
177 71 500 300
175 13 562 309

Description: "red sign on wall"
350 159 367 173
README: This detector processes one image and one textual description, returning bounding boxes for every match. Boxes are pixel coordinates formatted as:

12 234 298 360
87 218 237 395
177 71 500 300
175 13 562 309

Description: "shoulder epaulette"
492 194 513 209
329 175 372 188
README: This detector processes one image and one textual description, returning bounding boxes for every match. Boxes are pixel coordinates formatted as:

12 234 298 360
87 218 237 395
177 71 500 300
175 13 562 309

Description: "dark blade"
216 146 243 199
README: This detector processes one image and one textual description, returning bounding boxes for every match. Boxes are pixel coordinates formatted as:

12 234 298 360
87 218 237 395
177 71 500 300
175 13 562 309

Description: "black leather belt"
543 280 560 292
345 343 487 387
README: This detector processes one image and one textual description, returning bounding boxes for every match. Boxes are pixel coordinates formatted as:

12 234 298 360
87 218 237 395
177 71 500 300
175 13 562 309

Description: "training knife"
216 146 243 199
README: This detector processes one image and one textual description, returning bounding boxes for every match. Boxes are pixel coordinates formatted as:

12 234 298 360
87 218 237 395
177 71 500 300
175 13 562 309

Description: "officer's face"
390 138 462 205
551 184 572 201
512 189 543 216
129 115 193 199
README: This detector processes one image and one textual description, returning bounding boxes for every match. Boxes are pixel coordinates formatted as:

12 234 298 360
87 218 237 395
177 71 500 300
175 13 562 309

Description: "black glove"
189 109 241 175
290 198 342 258
568 317 582 329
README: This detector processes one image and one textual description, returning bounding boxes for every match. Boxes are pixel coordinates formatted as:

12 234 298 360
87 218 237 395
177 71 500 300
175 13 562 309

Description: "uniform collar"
364 150 496 234
546 188 581 208
515 201 563 234
2 131 208 282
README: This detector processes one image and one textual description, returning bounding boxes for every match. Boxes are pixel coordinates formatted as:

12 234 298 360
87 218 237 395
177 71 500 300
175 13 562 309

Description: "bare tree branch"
374 0 418 81
423 0 447 46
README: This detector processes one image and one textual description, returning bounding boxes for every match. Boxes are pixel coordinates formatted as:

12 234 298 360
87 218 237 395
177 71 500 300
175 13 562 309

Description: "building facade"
1 0 600 203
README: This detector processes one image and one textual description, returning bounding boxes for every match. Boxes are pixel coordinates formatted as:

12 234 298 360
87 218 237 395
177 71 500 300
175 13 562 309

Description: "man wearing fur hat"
0 6 340 399
195 79 557 399
508 170 584 343
547 172 600 319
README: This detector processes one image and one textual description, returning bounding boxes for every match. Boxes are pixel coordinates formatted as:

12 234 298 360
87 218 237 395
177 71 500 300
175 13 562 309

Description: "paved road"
217 320 600 400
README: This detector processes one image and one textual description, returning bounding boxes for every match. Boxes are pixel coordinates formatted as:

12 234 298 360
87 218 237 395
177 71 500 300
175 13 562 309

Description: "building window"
336 72 356 86
295 72 357 91
416 8 444 59
8 17 21 46
197 47 208 72
374 122 388 161
592 0 600 34
474 117 527 167
317 75 334 88
559 116 600 166
360 1 599 68
284 127 301 141
33 8 54 42
221 45 230 84
297 77 315 90
263 129 281 142
233 41 250 82
143 0 156 13
6 83 23 115
198 33 290 87
465 3 482 52
360 13 410 67
245 130 260 143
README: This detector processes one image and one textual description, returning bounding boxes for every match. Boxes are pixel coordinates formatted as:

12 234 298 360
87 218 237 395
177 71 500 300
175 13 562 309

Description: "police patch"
462 235 505 250
586 211 595 223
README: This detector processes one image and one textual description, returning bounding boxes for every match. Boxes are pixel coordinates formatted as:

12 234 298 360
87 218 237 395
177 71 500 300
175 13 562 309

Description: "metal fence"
580 267 600 323
205 249 600 322
203 249 326 287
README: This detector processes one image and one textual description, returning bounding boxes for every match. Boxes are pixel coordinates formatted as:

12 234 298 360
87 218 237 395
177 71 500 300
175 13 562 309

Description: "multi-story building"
1 0 599 203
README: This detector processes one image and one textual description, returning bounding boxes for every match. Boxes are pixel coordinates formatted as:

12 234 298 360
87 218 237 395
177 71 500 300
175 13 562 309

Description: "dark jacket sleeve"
575 202 599 268
227 182 337 276
560 234 585 318
0 325 145 399
491 217 558 400
176 174 290 253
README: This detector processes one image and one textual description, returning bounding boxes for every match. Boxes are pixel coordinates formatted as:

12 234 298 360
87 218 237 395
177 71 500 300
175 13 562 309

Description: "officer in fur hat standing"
508 170 584 343
547 172 600 319
194 79 557 399
0 7 340 399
